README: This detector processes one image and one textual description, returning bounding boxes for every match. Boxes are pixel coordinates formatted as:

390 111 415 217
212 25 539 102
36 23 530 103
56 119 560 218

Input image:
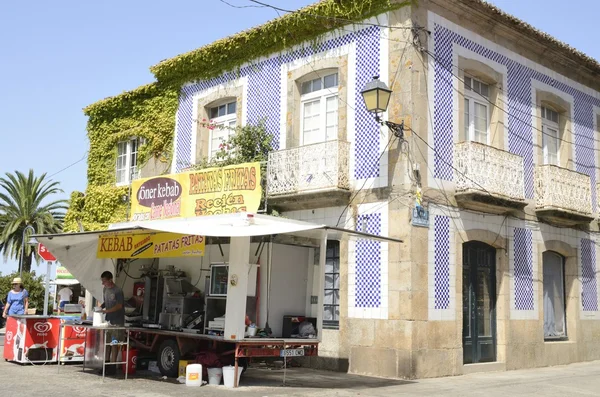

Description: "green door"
462 241 497 364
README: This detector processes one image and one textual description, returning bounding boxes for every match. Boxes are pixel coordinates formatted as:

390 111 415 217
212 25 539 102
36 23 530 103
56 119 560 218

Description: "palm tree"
0 170 68 273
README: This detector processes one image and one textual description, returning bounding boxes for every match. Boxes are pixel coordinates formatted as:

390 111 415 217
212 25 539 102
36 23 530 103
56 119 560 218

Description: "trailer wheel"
157 339 180 378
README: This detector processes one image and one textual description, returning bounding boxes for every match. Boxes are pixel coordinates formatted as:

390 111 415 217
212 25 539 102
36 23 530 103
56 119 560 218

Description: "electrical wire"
335 133 396 227
218 0 265 8
422 47 600 155
48 152 88 178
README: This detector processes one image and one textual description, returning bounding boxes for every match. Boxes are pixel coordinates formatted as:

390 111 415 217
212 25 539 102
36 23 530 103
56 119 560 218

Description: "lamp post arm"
374 114 405 140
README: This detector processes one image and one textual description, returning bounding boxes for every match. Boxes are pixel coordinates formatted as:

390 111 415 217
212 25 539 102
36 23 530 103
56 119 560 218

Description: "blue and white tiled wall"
427 12 600 321
427 12 600 204
171 16 391 189
348 201 389 319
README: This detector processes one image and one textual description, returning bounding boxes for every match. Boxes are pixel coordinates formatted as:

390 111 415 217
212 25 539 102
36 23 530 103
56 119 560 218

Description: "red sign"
38 243 56 262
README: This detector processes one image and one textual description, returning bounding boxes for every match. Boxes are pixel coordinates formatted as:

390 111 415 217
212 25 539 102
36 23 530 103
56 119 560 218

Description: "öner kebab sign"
130 161 261 221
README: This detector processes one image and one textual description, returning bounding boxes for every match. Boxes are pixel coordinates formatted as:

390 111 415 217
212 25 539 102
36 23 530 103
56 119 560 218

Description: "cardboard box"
179 360 193 377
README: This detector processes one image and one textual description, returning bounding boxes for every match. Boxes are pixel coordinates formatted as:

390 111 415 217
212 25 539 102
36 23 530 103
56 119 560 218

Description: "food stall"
30 164 401 387
33 212 400 386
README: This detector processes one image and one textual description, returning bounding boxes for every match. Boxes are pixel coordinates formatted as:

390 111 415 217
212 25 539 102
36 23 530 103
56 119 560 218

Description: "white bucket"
92 312 106 326
246 326 257 337
222 365 242 388
207 367 223 385
186 363 203 387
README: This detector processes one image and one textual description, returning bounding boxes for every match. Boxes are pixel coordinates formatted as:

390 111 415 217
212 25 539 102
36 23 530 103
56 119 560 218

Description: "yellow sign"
97 231 205 259
130 162 261 221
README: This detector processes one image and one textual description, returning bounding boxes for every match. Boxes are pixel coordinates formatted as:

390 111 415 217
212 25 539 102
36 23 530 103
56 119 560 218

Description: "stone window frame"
206 99 238 160
462 75 491 144
531 81 574 171
285 56 348 150
298 70 340 145
540 105 561 166
457 56 506 150
192 84 244 165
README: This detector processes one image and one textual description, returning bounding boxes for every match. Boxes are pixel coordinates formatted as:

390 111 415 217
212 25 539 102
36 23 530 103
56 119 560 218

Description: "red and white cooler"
58 323 87 362
3 315 60 364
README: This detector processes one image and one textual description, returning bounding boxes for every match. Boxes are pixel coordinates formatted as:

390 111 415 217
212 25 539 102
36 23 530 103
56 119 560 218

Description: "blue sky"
0 0 598 274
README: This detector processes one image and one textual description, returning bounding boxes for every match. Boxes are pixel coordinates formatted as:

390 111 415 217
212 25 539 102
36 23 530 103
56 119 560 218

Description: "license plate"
280 348 305 357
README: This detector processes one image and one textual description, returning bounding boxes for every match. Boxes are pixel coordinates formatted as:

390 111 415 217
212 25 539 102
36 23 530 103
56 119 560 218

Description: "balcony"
266 140 351 210
535 165 593 226
454 141 526 214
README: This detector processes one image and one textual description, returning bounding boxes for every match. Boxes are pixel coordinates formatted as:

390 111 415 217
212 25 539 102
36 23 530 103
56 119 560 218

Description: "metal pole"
43 261 52 316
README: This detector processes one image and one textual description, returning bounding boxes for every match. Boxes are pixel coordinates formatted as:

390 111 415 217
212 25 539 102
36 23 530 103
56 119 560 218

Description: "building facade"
81 0 600 380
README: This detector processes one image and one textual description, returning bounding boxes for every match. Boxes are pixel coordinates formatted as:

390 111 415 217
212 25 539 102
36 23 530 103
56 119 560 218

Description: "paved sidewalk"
2 341 600 397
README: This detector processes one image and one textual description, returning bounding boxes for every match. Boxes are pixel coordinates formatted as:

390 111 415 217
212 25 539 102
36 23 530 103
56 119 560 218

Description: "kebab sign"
130 162 262 221
97 231 205 259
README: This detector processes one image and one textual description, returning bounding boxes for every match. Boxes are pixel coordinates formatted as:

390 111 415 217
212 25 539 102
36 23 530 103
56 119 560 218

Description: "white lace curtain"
543 251 566 338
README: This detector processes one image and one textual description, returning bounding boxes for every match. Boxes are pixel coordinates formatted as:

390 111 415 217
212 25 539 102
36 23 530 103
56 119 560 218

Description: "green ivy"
150 0 409 87
64 186 129 232
66 0 410 232
84 84 178 186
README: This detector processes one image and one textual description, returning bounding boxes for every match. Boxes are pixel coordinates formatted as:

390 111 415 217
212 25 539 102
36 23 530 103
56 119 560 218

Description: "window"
543 251 566 339
300 72 338 145
208 100 237 159
463 76 490 144
542 106 560 165
324 240 340 328
116 138 140 185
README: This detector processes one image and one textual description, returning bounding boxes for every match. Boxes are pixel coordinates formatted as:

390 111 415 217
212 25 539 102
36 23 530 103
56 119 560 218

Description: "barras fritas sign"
97 231 205 259
130 162 261 221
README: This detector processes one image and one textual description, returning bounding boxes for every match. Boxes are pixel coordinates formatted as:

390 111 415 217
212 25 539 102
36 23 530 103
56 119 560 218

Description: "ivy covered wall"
64 84 178 232
64 0 407 232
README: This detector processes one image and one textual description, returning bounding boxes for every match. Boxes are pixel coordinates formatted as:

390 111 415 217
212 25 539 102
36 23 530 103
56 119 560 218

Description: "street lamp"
19 224 36 278
360 75 404 139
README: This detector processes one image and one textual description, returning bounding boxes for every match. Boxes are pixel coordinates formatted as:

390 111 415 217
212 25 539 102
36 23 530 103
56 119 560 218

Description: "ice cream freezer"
3 315 60 364
3 315 87 364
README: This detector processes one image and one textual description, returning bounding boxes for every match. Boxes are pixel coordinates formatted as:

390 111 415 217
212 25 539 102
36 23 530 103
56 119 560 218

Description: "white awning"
35 213 402 300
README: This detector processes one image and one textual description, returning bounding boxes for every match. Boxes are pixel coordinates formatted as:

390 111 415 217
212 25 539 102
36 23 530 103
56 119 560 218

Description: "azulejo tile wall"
433 215 451 310
348 201 389 320
581 238 598 312
513 228 534 311
430 13 600 204
172 25 383 184
428 12 600 319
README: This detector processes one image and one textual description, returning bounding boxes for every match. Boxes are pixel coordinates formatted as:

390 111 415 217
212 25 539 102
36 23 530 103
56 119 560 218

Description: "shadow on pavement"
71 365 413 390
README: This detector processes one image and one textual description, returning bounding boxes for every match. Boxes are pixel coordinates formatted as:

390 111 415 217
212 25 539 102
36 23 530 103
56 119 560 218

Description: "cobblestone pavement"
2 341 600 397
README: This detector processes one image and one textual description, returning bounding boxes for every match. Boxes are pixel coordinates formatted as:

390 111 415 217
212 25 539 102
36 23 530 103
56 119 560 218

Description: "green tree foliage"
0 170 67 273
0 271 49 313
193 120 273 169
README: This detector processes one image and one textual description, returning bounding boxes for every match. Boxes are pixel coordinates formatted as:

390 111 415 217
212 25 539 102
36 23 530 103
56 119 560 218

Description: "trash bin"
122 348 138 375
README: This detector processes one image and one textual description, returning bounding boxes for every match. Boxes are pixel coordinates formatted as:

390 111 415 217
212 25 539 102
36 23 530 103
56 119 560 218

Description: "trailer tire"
157 339 180 378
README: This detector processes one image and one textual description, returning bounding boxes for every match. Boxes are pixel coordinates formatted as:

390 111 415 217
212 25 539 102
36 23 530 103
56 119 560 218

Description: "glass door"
463 242 497 364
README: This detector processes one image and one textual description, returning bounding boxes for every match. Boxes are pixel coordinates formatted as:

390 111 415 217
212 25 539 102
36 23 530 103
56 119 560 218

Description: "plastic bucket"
122 348 137 375
247 327 257 337
207 367 223 385
222 365 242 388
186 363 203 387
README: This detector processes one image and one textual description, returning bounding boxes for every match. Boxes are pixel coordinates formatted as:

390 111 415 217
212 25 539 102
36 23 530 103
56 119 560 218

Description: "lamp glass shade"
361 89 380 113
360 77 393 113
